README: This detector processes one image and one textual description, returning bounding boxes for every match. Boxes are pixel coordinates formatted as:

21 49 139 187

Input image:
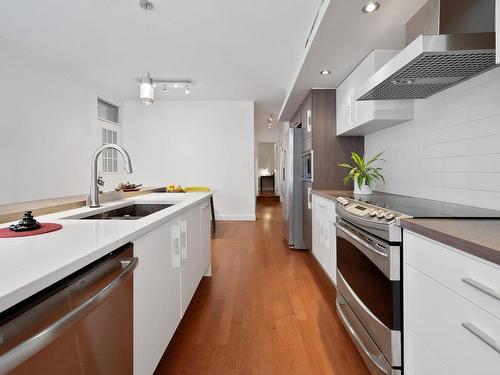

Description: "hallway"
155 200 369 374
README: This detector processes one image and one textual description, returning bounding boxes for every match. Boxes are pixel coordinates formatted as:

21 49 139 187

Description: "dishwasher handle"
0 257 138 375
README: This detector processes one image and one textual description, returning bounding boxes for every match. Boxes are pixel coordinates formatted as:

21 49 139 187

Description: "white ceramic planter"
353 180 373 195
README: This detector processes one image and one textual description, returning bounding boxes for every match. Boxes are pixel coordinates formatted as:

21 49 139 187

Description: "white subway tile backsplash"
444 155 500 173
365 66 500 210
422 140 468 159
442 116 500 142
469 134 500 155
441 188 500 211
416 129 443 145
469 94 500 120
469 173 500 192
418 158 443 172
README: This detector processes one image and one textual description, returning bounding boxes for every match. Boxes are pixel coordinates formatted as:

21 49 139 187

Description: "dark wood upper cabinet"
311 89 364 190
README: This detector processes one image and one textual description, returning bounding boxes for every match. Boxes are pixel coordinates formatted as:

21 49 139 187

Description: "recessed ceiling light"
362 1 380 13
320 70 332 76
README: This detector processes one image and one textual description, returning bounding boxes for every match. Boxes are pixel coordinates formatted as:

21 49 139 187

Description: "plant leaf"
351 152 365 170
366 150 385 166
339 151 385 188
338 162 354 169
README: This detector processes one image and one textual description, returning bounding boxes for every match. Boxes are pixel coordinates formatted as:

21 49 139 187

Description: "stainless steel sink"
75 204 173 220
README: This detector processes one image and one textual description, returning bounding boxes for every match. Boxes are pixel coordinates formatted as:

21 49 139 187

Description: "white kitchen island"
0 192 212 375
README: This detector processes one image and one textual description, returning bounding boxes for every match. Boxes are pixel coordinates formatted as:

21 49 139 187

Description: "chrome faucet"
89 144 133 208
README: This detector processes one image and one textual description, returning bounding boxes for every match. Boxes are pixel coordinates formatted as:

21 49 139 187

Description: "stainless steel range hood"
356 0 496 101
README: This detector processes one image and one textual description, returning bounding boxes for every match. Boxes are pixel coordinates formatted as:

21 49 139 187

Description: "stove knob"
376 210 385 218
368 209 377 217
337 197 347 206
384 212 395 221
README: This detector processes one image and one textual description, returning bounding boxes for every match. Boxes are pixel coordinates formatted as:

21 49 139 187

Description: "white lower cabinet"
200 200 212 276
404 231 500 375
133 220 181 375
311 194 336 284
179 206 200 315
133 198 212 375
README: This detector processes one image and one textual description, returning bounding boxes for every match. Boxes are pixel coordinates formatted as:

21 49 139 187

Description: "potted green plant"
338 151 385 195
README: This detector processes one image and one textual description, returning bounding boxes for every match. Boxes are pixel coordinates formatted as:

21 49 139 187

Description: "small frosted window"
97 98 119 124
101 128 118 173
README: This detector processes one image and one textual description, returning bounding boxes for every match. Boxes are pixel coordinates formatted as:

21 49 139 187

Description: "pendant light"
140 71 154 105
139 0 154 105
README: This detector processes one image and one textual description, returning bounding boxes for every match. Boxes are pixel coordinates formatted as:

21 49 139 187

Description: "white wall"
365 66 500 210
0 37 125 205
123 100 256 220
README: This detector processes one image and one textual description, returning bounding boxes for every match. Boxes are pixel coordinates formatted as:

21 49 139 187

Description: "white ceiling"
0 0 322 113
279 0 428 121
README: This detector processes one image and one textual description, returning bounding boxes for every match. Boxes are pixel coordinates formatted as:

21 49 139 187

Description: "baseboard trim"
215 214 256 221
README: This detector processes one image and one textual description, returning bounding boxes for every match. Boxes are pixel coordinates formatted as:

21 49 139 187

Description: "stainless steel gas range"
333 193 500 375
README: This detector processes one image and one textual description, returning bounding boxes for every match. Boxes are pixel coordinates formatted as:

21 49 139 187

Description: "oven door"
335 218 401 368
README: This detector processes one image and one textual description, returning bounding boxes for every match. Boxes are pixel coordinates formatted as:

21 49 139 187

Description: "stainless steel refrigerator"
281 125 307 249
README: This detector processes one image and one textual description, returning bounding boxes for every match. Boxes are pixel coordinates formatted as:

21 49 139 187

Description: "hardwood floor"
154 200 369 375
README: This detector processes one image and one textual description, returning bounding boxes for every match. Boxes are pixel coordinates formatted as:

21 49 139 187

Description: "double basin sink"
69 204 174 220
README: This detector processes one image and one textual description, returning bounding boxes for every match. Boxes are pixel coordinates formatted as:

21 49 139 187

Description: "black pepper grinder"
9 211 41 232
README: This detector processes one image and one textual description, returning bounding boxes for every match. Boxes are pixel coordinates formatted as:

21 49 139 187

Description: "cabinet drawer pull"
180 220 188 259
462 322 500 354
462 278 500 302
171 225 181 268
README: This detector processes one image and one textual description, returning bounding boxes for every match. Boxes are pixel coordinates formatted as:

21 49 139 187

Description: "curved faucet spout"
89 144 133 208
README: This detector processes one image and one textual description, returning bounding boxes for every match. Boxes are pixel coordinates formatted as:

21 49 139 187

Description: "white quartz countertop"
0 192 212 313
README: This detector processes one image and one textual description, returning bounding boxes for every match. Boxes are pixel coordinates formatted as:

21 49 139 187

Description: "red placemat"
0 223 63 238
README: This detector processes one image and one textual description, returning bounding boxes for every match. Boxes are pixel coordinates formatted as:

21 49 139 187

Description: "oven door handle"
335 222 388 258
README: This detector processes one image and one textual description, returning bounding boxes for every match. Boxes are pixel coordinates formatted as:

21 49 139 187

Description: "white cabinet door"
200 199 212 277
404 232 500 375
133 220 181 375
336 50 413 136
405 231 500 319
405 265 500 375
312 194 337 285
312 194 325 264
326 201 336 284
179 205 202 316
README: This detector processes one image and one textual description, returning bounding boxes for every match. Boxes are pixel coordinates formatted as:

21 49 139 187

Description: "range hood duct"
356 0 496 101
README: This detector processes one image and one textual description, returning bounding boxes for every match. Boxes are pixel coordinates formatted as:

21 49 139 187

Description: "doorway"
257 142 278 198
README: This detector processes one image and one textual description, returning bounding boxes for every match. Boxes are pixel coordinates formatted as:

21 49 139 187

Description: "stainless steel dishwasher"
0 243 137 375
